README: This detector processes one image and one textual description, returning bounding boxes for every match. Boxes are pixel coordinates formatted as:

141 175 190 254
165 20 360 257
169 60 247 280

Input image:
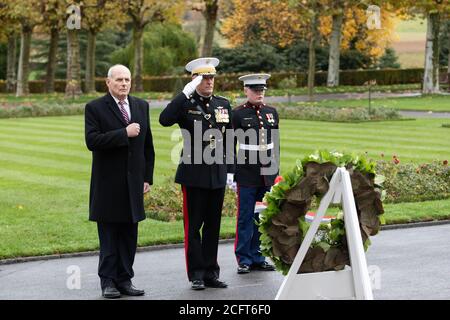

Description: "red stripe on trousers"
181 186 189 277
234 184 240 263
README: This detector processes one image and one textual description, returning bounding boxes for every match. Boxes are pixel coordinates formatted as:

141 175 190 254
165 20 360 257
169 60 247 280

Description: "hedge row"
1 68 446 94
144 160 450 222
276 105 402 122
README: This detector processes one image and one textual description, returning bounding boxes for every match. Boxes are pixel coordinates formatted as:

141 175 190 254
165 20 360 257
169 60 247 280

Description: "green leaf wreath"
259 150 385 275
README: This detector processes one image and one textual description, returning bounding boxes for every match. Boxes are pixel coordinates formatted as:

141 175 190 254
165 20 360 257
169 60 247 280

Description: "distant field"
395 18 427 34
392 18 426 68
396 52 425 69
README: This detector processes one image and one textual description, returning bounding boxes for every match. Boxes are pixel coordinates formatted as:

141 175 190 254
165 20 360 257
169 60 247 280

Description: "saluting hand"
182 75 203 98
126 123 140 137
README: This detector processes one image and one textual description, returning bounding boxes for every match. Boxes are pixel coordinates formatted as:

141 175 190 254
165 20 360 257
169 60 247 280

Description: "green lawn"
0 113 449 259
396 52 425 69
305 94 450 112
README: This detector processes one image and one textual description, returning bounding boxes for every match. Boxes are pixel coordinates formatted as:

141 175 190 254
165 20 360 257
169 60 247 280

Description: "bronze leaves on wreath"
267 161 384 274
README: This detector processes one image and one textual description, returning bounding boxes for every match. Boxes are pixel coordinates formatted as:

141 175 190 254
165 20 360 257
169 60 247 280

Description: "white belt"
239 142 274 151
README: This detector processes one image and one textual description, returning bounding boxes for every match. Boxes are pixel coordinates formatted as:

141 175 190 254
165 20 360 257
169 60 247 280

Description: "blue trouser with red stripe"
235 185 271 266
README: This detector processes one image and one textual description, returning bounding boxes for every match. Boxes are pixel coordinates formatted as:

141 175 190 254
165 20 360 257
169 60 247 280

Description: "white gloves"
226 173 236 192
182 75 203 98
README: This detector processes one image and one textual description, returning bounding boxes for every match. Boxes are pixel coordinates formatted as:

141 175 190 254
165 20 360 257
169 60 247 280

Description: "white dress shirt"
111 94 131 120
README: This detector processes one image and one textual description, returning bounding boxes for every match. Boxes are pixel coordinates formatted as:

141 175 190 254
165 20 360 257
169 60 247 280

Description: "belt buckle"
210 136 216 149
260 144 268 151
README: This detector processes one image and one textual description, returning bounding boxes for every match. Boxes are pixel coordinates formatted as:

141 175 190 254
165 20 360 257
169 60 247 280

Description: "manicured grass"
295 94 450 112
0 113 449 259
383 199 450 224
396 52 425 69
278 117 449 173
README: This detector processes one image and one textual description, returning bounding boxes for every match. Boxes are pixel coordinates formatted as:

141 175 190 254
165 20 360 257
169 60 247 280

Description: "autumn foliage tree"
82 0 127 93
413 0 450 93
0 3 20 93
221 0 306 48
122 0 183 92
39 0 67 93
4 0 44 96
321 1 400 86
190 0 220 57
65 0 83 98
222 0 399 89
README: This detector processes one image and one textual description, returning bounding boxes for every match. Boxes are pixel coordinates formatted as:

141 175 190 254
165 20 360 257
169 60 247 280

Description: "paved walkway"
1 224 449 300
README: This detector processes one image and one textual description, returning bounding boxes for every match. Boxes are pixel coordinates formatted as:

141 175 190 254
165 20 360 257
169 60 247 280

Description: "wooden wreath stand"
275 167 373 300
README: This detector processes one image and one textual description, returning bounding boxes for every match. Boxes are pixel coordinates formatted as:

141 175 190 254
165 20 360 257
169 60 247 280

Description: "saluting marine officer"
231 74 279 274
159 58 234 290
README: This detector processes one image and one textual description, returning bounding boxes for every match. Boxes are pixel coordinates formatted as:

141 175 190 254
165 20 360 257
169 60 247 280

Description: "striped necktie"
118 100 130 124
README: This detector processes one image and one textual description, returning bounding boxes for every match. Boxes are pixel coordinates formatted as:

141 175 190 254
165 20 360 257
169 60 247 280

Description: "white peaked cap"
238 73 271 89
185 57 220 75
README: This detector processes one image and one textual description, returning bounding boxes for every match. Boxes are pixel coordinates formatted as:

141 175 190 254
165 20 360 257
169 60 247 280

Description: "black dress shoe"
116 284 145 296
102 286 121 299
251 261 275 271
237 264 251 274
204 278 228 288
191 280 205 290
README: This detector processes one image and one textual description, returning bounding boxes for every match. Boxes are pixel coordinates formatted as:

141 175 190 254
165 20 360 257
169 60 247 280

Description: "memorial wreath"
259 151 385 275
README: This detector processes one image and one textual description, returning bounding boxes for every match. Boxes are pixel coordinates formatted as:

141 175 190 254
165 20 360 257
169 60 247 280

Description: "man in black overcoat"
85 64 155 298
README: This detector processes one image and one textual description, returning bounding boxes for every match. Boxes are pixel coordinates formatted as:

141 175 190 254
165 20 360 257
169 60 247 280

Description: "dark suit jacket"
85 93 155 223
159 92 234 189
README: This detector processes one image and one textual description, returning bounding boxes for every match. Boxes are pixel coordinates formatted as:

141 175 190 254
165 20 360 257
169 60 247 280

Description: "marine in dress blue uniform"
159 58 234 290
232 74 279 274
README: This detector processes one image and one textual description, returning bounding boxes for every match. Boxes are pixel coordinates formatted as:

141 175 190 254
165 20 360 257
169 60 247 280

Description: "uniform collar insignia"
245 102 263 110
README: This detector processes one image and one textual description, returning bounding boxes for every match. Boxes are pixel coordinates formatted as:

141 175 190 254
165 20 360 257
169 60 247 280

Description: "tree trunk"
448 21 450 92
201 0 219 57
45 28 59 94
65 29 82 98
132 26 144 92
85 29 97 94
448 49 450 92
308 9 319 101
327 11 343 87
423 12 441 94
16 26 32 97
6 33 17 93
